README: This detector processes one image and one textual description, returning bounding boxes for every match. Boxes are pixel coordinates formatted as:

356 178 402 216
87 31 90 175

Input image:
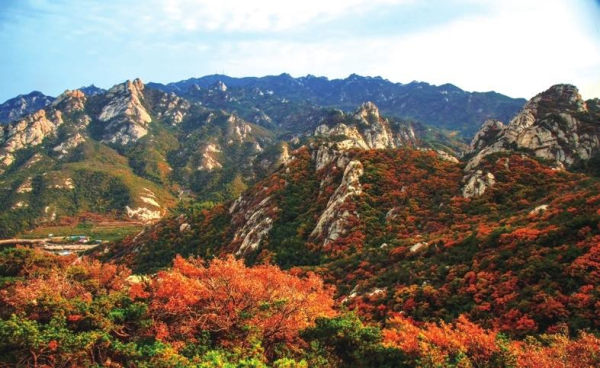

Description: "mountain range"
0 74 599 366
2 74 526 134
0 74 534 236
96 82 600 339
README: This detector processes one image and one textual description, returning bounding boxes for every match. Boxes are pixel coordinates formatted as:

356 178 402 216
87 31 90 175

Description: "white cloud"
376 0 600 97
159 0 412 32
2 0 599 101
207 0 600 98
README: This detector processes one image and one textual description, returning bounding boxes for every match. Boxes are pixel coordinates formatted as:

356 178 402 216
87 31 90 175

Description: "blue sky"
1 0 599 102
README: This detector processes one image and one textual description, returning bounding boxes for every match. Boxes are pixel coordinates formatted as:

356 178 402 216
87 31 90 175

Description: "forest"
0 247 598 367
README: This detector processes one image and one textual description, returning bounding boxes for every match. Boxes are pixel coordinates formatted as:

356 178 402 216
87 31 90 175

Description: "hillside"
0 81 598 367
0 80 288 237
0 76 471 237
98 84 600 338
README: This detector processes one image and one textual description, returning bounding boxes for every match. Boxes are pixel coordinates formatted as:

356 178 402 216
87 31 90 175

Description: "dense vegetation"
102 148 600 341
1 248 598 367
2 78 599 366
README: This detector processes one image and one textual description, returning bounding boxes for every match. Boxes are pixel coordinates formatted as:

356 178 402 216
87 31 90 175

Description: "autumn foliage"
0 248 338 366
132 255 336 355
383 314 600 367
2 247 600 367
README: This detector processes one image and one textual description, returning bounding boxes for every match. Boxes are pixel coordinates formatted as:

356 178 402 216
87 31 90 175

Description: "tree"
132 255 336 358
301 313 407 368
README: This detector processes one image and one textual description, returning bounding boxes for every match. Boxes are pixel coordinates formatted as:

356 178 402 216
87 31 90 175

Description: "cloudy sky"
1 0 599 102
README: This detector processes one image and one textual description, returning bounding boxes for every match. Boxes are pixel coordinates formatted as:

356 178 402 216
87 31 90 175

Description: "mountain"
461 84 600 198
0 91 55 124
1 80 599 367
98 84 600 339
79 84 106 96
149 73 526 135
2 78 433 236
0 85 178 236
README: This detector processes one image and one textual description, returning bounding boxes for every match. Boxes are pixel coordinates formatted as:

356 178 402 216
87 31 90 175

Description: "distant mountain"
0 91 54 124
79 84 106 96
149 73 527 135
1 77 594 243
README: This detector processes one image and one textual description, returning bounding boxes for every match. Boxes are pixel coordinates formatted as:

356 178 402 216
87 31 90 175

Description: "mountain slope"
0 87 178 236
0 79 343 235
98 84 600 337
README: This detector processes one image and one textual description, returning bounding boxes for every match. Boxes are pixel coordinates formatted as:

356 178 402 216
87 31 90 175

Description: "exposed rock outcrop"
16 177 33 193
435 150 459 163
153 92 190 124
229 191 277 256
0 109 63 171
313 102 418 170
311 160 364 245
51 90 86 113
126 206 162 222
198 143 222 171
140 188 161 208
462 84 600 197
227 114 253 144
529 204 549 215
99 79 152 145
462 170 495 198
465 84 600 171
53 133 85 157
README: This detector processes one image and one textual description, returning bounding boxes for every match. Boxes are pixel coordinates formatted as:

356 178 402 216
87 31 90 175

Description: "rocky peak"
103 78 145 98
527 84 587 114
353 101 380 124
313 103 419 170
99 79 152 145
79 84 106 96
462 83 600 197
51 89 86 113
0 109 63 172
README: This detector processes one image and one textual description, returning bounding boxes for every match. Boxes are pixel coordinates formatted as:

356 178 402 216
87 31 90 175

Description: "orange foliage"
133 255 336 354
383 314 499 366
383 314 600 367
